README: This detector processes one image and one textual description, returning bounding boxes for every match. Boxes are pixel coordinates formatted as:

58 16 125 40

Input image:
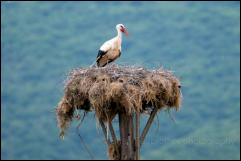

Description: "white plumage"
96 24 129 67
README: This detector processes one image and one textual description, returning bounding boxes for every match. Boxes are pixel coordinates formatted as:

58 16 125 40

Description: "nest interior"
56 66 182 137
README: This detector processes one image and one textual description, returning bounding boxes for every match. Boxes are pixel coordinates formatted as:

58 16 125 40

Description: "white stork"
96 24 129 67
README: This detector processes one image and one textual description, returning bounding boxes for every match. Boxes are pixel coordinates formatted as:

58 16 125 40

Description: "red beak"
120 28 130 37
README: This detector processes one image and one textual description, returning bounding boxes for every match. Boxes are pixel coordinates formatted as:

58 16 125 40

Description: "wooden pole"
140 107 158 147
135 111 140 160
119 112 135 160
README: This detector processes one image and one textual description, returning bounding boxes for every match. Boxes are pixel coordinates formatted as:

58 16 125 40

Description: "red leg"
113 61 115 68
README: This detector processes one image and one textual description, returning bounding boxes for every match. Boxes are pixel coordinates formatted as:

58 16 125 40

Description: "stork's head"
116 24 130 37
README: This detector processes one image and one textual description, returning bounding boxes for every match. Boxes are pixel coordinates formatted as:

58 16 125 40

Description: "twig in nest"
96 120 108 148
76 112 95 160
50 106 58 113
167 108 176 124
76 132 95 160
155 112 160 134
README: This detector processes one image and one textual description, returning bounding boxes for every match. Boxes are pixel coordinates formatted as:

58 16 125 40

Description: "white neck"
117 28 122 39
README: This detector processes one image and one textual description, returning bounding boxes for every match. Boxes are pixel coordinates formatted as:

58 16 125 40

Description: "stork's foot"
113 62 116 68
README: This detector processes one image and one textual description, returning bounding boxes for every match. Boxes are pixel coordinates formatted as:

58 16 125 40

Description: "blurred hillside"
1 1 240 160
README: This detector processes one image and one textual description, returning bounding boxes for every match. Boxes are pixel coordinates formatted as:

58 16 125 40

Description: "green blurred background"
1 1 240 160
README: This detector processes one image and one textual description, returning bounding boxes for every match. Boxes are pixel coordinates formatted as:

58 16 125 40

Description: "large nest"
56 66 182 137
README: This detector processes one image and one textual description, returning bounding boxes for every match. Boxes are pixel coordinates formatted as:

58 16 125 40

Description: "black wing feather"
102 59 113 67
96 50 107 59
96 50 107 67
